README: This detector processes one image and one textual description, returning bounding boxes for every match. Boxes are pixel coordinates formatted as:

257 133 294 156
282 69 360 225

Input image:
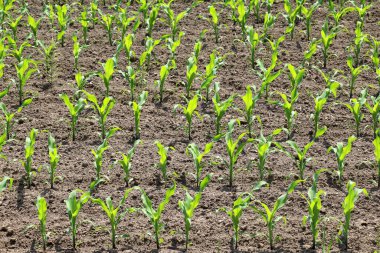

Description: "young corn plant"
250 180 303 250
155 141 173 181
101 14 114 46
208 5 219 43
327 136 357 183
83 91 115 141
91 188 136 249
345 89 367 137
302 39 319 67
72 36 85 71
373 136 380 187
80 8 89 44
22 128 38 189
0 98 32 140
98 58 115 97
15 59 37 106
90 1 98 28
146 6 159 38
213 87 235 136
165 31 184 69
246 26 261 69
92 139 109 183
236 0 251 40
120 65 136 101
65 190 90 249
0 176 13 193
155 62 170 103
47 134 59 189
130 91 148 140
283 0 302 40
225 119 250 187
330 6 354 30
36 196 48 251
8 15 23 41
116 140 140 186
162 1 193 40
311 90 329 140
175 94 199 140
262 12 276 39
365 94 380 139
316 68 340 98
320 22 337 68
185 56 197 99
179 174 211 251
10 40 30 63
186 142 213 188
0 0 14 31
340 181 368 249
226 181 267 249
254 129 282 180
352 22 369 67
347 56 367 98
37 40 56 85
201 51 224 102
301 169 326 249
139 37 160 70
122 33 134 65
302 2 320 41
241 85 261 138
256 36 284 98
285 140 314 181
140 182 176 249
56 4 70 47
59 94 86 141
28 15 41 45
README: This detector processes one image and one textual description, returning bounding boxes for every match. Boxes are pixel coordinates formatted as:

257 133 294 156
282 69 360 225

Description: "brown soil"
0 0 380 252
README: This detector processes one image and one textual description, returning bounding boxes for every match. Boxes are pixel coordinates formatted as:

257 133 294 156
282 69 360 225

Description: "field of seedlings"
0 0 380 252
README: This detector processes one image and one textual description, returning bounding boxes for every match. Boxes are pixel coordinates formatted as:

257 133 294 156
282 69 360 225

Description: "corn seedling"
316 68 340 98
43 4 55 29
90 1 98 28
155 141 173 181
301 169 326 249
0 176 13 192
60 94 86 141
146 6 159 38
37 40 56 85
285 140 314 180
10 40 30 63
327 136 356 183
140 181 176 249
201 51 224 102
8 15 22 40
179 174 211 250
251 0 261 23
208 5 219 43
373 136 380 187
365 94 380 139
65 190 90 249
352 22 369 67
47 134 59 189
83 91 115 141
91 188 136 249
36 196 48 251
123 33 134 65
256 36 284 98
330 6 354 32
251 180 303 250
101 14 114 46
354 2 371 29
117 7 134 39
98 58 115 97
311 90 328 140
185 56 197 99
162 1 193 40
22 128 38 188
56 4 70 47
213 86 234 136
225 119 250 187
130 91 147 140
139 37 160 70
116 140 140 186
246 26 260 69
165 31 184 69
236 0 251 40
15 59 37 106
302 2 319 41
73 35 85 71
186 142 213 188
155 62 170 103
0 0 15 31
80 8 89 44
120 65 136 101
241 85 261 138
345 89 367 137
175 94 199 140
320 22 336 68
347 56 367 98
303 39 319 67
254 128 282 180
283 0 302 40
340 181 368 249
0 98 32 140
227 181 267 249
262 12 276 39
92 139 108 182
28 15 41 45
